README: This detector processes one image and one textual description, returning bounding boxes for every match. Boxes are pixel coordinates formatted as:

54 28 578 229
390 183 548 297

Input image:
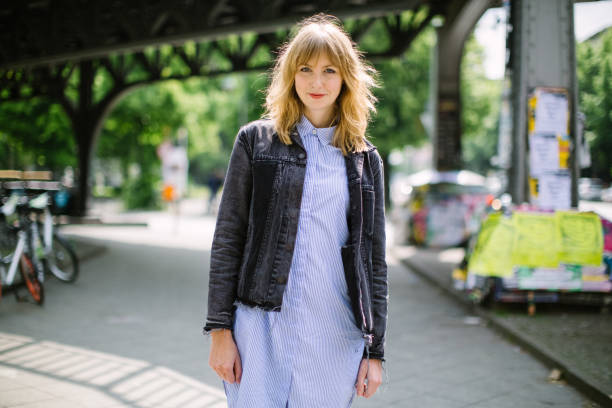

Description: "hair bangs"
291 28 342 69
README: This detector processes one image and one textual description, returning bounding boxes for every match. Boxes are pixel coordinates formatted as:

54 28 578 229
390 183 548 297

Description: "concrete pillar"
432 0 492 171
509 0 578 206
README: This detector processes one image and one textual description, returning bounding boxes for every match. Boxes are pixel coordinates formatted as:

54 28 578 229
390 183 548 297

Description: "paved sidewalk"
0 333 226 408
1 364 125 408
395 245 612 408
0 212 600 407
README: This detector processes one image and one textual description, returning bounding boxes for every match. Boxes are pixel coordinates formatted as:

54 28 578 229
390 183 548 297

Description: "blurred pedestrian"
204 13 388 407
206 168 225 215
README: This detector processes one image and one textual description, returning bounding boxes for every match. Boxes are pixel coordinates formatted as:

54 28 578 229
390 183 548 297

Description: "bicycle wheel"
47 233 79 283
20 254 44 305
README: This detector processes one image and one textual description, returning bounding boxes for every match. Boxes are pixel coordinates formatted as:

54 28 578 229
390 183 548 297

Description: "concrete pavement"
396 245 612 407
0 209 600 407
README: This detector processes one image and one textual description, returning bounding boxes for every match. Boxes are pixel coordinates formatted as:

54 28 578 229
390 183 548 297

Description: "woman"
204 13 388 407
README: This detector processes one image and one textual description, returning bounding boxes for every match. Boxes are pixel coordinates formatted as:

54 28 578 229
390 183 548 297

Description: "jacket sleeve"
369 150 388 360
203 127 253 333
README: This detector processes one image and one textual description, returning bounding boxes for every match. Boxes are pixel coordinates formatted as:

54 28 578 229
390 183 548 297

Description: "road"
0 212 597 407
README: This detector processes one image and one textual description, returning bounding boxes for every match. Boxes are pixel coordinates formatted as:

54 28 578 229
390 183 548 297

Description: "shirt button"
312 129 317 135
298 153 305 159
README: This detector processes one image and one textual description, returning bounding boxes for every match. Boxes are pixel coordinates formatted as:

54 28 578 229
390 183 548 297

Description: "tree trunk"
72 61 96 216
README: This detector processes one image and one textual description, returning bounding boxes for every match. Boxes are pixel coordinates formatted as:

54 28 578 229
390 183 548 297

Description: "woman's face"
294 52 343 124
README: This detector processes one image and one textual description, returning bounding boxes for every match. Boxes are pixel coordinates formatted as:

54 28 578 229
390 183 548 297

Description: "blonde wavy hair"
264 14 378 155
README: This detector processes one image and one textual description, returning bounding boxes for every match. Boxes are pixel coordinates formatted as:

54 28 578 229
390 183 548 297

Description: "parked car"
390 170 491 247
579 178 603 201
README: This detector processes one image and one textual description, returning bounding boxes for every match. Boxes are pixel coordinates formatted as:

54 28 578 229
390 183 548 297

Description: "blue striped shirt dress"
223 116 365 407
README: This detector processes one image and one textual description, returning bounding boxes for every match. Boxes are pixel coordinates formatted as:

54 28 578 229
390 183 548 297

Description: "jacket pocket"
362 185 375 237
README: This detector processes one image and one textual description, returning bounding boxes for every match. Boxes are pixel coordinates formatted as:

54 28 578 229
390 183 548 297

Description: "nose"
312 72 323 88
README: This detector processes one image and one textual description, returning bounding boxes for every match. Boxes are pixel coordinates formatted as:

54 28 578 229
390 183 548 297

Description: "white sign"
537 172 571 210
529 134 559 176
534 91 568 136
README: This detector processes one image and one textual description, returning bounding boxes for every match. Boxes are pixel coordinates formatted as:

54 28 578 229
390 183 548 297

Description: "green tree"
460 34 502 174
370 27 435 159
96 83 185 209
0 98 75 174
577 28 612 183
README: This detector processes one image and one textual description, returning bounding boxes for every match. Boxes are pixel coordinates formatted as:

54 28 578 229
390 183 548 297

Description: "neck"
303 109 335 128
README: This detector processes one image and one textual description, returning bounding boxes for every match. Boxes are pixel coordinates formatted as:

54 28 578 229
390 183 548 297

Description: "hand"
209 329 242 384
355 358 382 398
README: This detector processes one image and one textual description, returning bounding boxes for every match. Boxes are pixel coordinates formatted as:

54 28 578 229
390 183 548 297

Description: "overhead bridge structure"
0 0 579 214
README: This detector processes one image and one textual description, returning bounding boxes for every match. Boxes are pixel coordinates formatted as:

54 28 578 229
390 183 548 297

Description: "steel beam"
0 0 432 69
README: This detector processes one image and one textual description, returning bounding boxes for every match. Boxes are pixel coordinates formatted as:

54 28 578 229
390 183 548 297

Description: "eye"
325 68 337 74
299 66 311 72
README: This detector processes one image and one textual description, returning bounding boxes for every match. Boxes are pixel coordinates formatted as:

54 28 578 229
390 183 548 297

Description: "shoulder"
238 119 275 139
361 139 381 162
238 119 275 135
363 142 384 176
236 119 278 148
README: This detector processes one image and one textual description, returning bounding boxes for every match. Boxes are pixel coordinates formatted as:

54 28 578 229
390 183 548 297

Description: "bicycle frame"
25 193 51 283
0 229 26 287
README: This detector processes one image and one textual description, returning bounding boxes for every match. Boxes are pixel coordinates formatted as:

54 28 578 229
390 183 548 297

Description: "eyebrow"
300 63 337 68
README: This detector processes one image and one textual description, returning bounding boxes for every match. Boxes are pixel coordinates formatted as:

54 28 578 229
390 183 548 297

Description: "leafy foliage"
460 35 502 174
577 28 612 183
370 27 435 158
0 98 75 173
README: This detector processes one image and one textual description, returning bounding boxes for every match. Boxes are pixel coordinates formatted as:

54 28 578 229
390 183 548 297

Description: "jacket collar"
288 125 376 156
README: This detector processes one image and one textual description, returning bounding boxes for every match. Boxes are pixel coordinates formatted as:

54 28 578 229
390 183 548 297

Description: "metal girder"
0 0 445 70
0 3 441 105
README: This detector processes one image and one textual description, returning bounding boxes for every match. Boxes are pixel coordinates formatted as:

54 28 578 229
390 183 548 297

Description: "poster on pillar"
527 87 571 210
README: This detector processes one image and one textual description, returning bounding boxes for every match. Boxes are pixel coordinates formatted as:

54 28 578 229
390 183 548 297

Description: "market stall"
454 209 612 313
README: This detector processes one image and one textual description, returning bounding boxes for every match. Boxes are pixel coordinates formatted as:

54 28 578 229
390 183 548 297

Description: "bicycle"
26 191 79 284
0 194 44 305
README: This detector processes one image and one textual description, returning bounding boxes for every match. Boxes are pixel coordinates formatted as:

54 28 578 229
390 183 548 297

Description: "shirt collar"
296 115 336 145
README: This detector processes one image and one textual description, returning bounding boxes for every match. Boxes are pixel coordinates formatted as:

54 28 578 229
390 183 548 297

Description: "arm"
354 151 387 398
369 150 388 360
204 128 253 332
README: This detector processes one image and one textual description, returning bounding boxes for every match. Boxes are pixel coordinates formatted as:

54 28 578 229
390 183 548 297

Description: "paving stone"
0 387 55 406
0 219 599 407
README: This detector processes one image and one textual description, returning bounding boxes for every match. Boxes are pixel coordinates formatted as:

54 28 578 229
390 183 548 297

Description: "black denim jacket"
204 119 388 360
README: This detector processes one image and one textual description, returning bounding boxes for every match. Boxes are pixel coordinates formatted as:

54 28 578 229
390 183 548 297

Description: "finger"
222 365 236 384
355 360 367 397
234 354 243 383
364 373 381 398
364 379 379 398
356 381 366 397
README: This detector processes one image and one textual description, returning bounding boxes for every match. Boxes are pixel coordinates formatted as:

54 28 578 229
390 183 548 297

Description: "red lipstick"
309 93 325 99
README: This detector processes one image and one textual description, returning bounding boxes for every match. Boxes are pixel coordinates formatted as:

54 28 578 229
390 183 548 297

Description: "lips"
308 93 325 99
